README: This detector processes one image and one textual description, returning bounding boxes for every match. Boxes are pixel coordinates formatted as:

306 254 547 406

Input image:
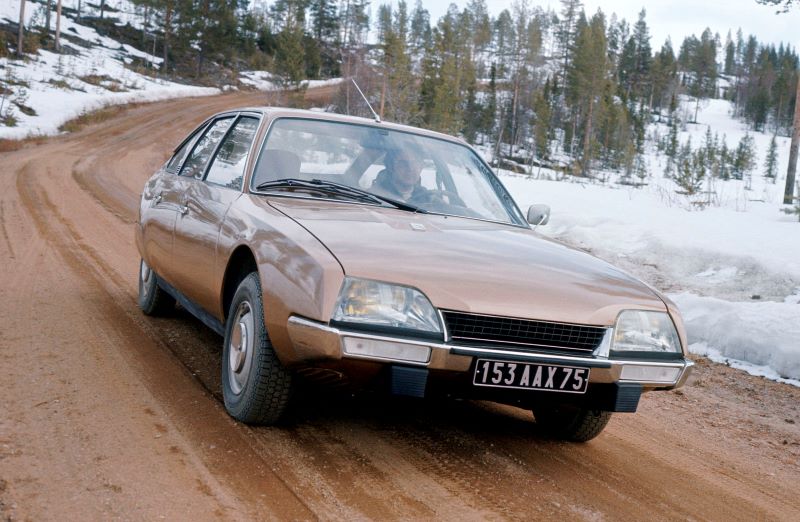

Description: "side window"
179 117 234 179
166 122 208 173
205 116 259 190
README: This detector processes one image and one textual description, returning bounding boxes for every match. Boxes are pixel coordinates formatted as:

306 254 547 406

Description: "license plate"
473 359 590 394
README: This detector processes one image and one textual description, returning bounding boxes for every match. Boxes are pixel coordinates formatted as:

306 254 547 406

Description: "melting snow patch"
690 342 800 388
672 293 800 383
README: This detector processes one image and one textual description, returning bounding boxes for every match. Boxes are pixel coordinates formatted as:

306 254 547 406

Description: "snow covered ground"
0 0 219 139
0 1 343 139
496 97 800 386
239 70 342 92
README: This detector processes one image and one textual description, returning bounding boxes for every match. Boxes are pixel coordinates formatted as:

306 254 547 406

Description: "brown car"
136 108 692 442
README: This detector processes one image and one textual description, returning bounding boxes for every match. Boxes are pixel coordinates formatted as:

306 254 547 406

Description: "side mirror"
527 204 551 226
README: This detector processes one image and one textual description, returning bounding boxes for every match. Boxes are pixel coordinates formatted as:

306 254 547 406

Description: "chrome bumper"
285 316 694 389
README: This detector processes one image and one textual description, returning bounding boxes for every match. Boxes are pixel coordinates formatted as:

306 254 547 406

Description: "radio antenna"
351 79 381 123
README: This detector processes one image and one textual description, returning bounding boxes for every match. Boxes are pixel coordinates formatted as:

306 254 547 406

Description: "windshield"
251 118 525 226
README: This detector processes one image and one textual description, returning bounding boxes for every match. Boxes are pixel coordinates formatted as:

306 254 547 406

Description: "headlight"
332 277 442 335
611 310 682 354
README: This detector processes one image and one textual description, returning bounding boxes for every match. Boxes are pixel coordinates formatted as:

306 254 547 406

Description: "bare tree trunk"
17 0 25 57
785 73 800 205
45 0 52 38
55 0 62 51
694 97 700 123
163 2 173 72
581 96 595 177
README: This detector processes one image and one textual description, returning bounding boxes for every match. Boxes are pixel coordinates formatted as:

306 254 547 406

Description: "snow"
239 71 342 91
672 293 800 386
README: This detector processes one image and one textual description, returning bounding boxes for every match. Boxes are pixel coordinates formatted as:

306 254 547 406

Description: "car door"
140 121 208 279
172 114 261 316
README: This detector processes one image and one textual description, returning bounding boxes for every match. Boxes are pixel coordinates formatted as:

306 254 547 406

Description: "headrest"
252 149 301 186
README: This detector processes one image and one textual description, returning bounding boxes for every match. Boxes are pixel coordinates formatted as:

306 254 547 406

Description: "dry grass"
58 104 139 133
0 139 23 152
48 78 73 90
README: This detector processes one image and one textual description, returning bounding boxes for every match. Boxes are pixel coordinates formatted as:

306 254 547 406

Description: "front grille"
441 310 606 354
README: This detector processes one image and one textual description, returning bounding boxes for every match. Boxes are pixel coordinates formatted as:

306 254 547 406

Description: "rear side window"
179 117 234 179
166 122 208 172
205 116 260 190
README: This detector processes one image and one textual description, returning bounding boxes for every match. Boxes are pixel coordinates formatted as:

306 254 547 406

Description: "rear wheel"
222 272 293 424
138 259 175 316
532 405 611 442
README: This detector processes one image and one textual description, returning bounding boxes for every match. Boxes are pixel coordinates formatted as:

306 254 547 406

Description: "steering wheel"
411 189 467 208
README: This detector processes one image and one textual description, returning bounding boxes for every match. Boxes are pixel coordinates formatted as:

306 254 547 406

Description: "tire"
222 272 293 425
532 405 612 442
138 259 175 316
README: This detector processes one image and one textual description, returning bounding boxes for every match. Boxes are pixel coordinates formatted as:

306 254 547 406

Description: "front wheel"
532 405 611 442
222 272 293 425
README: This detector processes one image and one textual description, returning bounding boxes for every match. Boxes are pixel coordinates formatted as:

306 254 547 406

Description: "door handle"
153 191 163 204
179 204 189 215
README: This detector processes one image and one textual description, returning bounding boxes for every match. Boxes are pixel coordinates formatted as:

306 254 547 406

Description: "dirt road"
1 87 799 521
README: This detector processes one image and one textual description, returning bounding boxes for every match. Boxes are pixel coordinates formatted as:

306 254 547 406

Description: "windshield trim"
253 191 532 229
247 115 529 228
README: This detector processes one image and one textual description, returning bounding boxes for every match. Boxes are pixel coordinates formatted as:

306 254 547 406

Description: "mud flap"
391 366 428 398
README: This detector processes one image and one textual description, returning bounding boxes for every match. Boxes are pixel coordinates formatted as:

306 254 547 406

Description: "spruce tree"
764 134 779 182
567 11 609 177
733 133 756 181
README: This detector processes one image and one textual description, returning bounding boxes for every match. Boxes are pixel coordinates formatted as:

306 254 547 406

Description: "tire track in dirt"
0 201 14 259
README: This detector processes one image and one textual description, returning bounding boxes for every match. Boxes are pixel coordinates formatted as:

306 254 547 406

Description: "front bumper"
285 316 693 391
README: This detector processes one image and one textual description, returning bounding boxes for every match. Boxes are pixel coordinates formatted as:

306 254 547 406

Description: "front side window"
179 117 234 179
205 116 260 190
251 118 524 225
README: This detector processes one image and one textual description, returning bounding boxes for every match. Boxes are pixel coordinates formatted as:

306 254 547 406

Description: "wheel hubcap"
140 260 152 299
228 301 254 395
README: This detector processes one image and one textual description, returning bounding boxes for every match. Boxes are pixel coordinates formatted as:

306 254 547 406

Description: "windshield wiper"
255 178 427 213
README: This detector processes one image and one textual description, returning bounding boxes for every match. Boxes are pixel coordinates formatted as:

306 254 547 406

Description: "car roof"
210 107 468 147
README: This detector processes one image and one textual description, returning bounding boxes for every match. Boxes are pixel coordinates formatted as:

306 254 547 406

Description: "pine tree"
764 134 779 182
674 137 704 195
479 62 498 145
719 137 732 180
724 32 736 76
664 122 679 176
567 11 609 176
733 133 756 181
556 0 583 87
409 0 431 64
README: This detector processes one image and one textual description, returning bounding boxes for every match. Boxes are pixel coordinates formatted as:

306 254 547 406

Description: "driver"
371 149 429 202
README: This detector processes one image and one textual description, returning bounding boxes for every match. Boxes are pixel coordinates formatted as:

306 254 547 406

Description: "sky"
421 0 800 50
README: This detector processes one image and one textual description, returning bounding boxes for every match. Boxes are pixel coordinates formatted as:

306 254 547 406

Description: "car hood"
268 198 666 326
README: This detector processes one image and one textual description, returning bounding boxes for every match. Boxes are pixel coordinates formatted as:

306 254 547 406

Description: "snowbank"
672 293 800 385
239 71 342 91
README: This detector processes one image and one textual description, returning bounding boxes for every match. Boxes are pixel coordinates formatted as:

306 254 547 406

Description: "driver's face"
390 155 421 191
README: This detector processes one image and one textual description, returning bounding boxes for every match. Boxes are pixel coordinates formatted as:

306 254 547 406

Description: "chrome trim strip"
449 345 614 367
449 335 596 353
441 309 610 329
593 329 614 358
286 316 691 387
437 308 450 342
